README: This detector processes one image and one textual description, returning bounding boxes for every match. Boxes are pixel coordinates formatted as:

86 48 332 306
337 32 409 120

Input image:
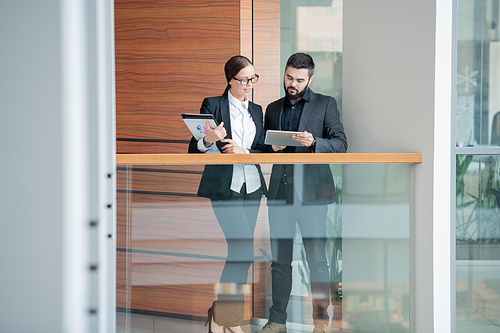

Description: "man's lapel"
274 98 285 130
298 90 316 131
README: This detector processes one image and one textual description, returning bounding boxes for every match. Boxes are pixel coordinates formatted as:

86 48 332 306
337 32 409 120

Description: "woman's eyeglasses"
232 75 259 86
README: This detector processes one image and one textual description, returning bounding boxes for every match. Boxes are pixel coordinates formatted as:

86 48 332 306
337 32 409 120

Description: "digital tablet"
264 130 303 147
181 113 218 140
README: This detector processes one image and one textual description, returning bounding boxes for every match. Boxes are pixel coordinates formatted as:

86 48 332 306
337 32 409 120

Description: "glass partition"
456 0 500 147
456 154 500 332
280 1 343 113
455 1 500 331
116 162 410 333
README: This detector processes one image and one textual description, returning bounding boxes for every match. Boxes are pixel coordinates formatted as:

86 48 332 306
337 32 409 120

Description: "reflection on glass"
456 154 500 332
281 0 343 113
342 164 410 333
116 163 410 333
456 0 500 147
265 164 337 332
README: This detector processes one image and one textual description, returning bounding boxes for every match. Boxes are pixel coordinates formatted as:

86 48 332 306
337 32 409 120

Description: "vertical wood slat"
115 0 240 153
251 0 280 318
240 0 253 61
253 0 281 111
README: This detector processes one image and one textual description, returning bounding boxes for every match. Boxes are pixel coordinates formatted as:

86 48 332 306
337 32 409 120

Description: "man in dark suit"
257 53 347 333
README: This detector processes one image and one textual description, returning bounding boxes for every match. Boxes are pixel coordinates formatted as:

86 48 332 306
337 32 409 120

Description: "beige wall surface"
343 1 438 332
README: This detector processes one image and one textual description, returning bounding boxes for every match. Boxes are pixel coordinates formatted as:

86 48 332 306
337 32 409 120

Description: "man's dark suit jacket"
265 89 347 205
188 91 267 200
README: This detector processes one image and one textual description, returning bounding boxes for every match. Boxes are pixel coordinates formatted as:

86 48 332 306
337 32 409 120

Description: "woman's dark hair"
224 55 253 94
285 52 315 78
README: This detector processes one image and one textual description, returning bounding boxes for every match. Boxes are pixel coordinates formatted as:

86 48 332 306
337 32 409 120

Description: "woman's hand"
204 120 226 145
220 138 247 154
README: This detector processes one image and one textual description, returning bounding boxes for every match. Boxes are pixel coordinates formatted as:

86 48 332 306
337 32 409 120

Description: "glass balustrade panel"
116 163 410 333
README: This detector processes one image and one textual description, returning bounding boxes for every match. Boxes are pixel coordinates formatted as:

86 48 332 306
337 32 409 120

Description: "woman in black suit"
188 55 267 333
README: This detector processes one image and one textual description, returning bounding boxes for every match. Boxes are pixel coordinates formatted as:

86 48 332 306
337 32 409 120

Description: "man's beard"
284 82 309 101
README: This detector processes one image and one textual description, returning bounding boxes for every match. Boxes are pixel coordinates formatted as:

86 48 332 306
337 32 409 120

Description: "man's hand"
292 131 314 147
204 120 226 145
272 145 286 152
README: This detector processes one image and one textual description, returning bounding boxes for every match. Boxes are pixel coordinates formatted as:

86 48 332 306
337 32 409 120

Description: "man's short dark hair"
285 53 315 78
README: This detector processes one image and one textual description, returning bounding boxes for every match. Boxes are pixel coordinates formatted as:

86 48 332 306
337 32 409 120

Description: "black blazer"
188 92 267 200
265 89 347 204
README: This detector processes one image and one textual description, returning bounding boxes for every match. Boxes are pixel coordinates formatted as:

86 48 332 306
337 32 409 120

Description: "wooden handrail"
116 153 422 165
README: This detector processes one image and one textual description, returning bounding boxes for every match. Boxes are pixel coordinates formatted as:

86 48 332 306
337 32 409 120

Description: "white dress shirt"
197 90 261 194
227 91 261 194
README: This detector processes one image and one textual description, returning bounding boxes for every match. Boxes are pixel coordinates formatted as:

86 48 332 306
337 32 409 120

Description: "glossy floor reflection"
116 312 338 333
117 269 500 333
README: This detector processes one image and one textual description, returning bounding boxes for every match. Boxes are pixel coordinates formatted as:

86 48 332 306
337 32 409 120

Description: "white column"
433 0 454 332
95 1 117 332
60 0 91 331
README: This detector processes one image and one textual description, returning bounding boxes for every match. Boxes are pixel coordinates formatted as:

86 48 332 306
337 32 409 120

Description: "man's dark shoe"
255 322 287 333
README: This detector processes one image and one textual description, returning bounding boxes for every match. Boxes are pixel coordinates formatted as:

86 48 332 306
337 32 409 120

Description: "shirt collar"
302 88 311 102
228 90 249 110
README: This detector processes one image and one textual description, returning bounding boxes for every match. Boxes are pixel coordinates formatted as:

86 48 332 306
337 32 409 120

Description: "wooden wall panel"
115 0 240 153
116 284 217 316
116 166 203 194
115 0 280 320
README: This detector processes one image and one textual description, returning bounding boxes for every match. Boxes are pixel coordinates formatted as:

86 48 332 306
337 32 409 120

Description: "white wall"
0 1 116 332
343 1 451 332
0 1 64 331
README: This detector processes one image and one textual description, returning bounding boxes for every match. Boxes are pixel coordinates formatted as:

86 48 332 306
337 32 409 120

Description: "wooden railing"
116 153 422 165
